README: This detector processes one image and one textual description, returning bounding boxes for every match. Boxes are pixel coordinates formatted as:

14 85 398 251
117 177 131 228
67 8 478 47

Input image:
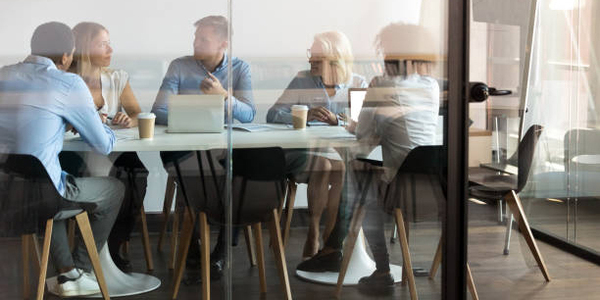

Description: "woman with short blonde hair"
267 30 367 259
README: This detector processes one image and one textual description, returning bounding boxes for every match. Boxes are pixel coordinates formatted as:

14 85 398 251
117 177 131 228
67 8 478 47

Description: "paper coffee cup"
291 105 308 130
138 112 156 139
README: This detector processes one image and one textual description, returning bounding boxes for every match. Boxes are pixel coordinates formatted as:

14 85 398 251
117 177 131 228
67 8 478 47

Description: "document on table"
227 123 291 132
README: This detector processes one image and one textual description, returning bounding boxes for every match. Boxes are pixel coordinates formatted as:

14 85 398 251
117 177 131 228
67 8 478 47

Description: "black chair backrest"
517 125 544 192
383 145 447 213
0 154 63 236
397 145 446 176
203 147 287 225
232 147 286 181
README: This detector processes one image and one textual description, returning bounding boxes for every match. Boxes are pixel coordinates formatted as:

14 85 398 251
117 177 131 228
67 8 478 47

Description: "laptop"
168 94 224 133
347 88 367 122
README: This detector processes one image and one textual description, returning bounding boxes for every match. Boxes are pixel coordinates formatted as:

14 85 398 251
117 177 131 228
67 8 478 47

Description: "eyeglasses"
95 41 111 50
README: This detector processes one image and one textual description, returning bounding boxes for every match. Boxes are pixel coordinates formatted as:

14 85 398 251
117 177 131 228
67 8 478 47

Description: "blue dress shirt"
151 54 255 125
0 56 115 195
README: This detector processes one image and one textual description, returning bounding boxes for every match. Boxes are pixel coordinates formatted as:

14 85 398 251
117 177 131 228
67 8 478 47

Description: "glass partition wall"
0 0 492 299
468 0 600 299
226 1 451 299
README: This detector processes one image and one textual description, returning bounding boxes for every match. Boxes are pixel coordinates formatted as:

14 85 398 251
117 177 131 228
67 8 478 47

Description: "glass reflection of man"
267 31 367 258
151 15 255 282
350 22 440 288
298 23 440 290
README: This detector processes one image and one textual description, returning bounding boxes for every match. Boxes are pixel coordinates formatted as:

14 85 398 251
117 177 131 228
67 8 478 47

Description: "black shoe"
183 271 202 286
111 253 132 273
210 257 225 280
358 270 395 289
186 257 202 270
296 250 342 272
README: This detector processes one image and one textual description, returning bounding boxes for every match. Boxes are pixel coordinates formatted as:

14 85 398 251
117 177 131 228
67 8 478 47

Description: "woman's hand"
307 106 338 125
99 113 108 124
111 112 133 128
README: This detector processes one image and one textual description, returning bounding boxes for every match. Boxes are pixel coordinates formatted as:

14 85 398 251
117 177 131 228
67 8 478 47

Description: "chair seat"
113 152 145 170
468 170 517 201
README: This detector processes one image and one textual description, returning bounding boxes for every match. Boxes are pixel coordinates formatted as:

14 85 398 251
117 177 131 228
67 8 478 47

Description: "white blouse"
97 68 129 118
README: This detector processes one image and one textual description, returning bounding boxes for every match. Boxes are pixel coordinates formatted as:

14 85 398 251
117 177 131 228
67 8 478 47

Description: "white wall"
1 0 446 113
0 0 426 58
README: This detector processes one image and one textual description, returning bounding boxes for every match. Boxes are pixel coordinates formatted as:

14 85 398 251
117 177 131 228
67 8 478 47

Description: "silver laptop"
168 94 224 133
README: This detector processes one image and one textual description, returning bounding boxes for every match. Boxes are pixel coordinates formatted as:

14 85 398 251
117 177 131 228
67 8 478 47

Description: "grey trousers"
50 175 124 271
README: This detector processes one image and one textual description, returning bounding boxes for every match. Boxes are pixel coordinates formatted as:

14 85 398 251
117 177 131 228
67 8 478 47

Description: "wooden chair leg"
67 219 76 251
268 209 292 300
22 234 31 299
252 223 267 294
199 212 211 300
395 209 418 300
158 177 177 251
466 263 479 300
169 204 181 270
429 236 442 279
335 203 367 298
505 190 551 282
31 234 42 273
36 219 53 300
139 205 154 271
282 182 297 247
75 212 110 300
244 225 257 266
171 208 195 300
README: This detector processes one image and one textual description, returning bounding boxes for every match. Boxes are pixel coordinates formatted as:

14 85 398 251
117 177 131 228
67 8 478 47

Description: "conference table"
55 124 399 296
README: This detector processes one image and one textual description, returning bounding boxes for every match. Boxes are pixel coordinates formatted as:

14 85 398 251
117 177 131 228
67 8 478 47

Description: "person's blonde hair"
313 31 354 85
375 23 437 77
70 22 108 80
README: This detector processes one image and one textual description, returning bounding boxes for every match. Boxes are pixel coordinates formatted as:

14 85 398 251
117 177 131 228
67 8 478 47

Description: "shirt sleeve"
152 60 180 125
355 78 381 147
229 62 255 123
266 76 302 124
63 77 115 155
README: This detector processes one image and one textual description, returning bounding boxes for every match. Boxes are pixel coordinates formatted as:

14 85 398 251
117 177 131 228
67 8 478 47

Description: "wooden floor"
3 201 600 300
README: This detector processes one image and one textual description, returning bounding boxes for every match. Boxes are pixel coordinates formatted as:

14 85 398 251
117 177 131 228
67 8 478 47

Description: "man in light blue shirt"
151 15 255 124
0 22 123 297
151 15 254 282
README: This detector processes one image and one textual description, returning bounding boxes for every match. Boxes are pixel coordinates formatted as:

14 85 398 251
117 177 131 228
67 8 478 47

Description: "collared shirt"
266 70 367 124
0 55 115 195
151 54 255 125
355 73 440 183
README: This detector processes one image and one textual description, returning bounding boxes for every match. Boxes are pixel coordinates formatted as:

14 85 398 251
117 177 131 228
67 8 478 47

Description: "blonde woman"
70 22 143 272
267 31 367 258
71 22 141 127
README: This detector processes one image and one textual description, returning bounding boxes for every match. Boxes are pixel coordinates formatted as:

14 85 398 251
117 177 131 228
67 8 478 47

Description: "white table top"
571 154 600 165
63 125 358 152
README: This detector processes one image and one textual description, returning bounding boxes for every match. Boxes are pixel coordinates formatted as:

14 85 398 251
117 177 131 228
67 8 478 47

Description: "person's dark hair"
30 22 75 65
194 15 228 40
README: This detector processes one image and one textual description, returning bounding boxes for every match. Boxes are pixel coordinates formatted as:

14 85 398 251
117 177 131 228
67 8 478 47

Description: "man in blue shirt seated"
151 15 255 282
151 15 255 124
0 22 124 297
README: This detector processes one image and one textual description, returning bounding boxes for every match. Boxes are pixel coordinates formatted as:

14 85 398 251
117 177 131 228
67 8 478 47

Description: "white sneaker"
57 268 101 297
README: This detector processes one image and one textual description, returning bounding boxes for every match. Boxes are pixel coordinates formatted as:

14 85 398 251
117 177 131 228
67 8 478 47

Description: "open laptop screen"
348 88 367 122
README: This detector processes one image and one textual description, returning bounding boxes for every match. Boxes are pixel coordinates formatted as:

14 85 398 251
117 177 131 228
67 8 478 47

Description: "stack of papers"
227 123 291 132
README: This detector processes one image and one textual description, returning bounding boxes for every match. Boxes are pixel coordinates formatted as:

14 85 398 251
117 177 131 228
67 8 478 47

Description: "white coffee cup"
138 112 156 139
291 105 309 130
